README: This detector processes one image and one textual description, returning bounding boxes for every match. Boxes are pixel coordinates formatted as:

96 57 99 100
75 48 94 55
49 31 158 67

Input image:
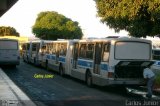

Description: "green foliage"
152 69 160 88
155 73 160 86
32 11 83 40
0 26 19 37
95 0 160 37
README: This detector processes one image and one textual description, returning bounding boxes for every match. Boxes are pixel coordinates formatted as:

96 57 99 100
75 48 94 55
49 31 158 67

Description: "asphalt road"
1 60 159 106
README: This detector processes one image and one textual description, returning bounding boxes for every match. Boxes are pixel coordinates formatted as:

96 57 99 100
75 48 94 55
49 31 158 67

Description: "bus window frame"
79 43 87 59
102 42 110 62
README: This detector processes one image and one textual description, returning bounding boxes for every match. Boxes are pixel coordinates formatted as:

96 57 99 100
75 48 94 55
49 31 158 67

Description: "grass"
152 69 160 89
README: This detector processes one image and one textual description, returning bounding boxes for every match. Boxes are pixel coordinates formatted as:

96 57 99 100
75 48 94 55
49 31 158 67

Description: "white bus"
42 40 78 74
147 39 160 71
22 40 53 65
22 41 30 63
152 48 160 60
43 37 153 86
0 38 20 66
150 48 160 71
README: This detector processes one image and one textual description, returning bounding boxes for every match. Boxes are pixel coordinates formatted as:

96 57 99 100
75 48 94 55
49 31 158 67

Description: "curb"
0 68 37 106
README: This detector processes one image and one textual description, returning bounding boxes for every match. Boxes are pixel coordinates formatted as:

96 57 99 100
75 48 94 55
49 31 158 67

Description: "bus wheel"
86 71 92 87
23 55 25 62
59 65 64 77
26 56 29 63
34 58 36 65
46 60 48 70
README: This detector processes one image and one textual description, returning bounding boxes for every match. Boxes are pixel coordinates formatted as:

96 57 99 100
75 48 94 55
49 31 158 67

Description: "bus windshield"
115 41 151 60
0 40 18 50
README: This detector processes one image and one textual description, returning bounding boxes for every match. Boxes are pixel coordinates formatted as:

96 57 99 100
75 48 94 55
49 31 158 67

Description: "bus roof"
79 37 151 43
24 37 151 44
0 38 18 42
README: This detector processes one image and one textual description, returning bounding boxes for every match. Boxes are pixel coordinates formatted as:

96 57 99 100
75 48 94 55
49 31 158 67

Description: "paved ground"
1 60 160 106
2 61 129 106
0 68 36 106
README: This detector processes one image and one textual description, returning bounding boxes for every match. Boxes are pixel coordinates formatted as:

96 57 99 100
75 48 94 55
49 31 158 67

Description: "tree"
94 0 160 38
32 11 83 40
0 26 19 37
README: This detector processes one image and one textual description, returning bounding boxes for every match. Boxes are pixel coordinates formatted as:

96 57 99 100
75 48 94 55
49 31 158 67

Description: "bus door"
31 43 35 61
22 44 26 59
72 43 79 69
26 43 31 62
56 43 60 64
31 43 39 62
93 43 102 74
36 43 40 60
41 45 46 65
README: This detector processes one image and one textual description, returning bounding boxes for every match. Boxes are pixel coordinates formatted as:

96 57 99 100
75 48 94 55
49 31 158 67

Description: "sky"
0 0 128 38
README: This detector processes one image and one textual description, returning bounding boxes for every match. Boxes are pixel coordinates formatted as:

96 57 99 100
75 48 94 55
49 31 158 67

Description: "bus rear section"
25 40 53 66
0 39 20 66
109 39 153 85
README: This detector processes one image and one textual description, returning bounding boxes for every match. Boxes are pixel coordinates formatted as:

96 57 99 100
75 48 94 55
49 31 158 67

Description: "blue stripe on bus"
157 61 160 65
101 64 108 71
51 55 56 60
46 54 50 59
59 56 66 63
46 54 65 63
78 59 93 68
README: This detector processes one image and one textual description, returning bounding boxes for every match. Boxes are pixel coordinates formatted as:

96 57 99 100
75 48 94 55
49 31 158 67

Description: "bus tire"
46 60 48 70
11 65 16 68
23 55 25 62
23 58 25 62
86 71 92 87
59 64 64 77
34 58 36 65
27 56 29 63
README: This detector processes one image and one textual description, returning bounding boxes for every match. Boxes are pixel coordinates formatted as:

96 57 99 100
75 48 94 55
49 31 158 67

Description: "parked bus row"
21 40 53 65
22 37 154 87
0 38 20 67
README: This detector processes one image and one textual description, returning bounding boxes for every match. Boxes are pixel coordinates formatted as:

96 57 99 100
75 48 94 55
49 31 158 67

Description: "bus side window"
22 44 26 50
52 44 56 55
63 44 67 55
32 43 37 51
49 43 53 54
46 44 49 54
56 44 60 56
27 43 30 50
59 43 67 56
86 44 94 59
72 43 79 68
41 45 46 54
103 43 110 62
72 43 79 60
79 44 87 58
36 43 40 53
